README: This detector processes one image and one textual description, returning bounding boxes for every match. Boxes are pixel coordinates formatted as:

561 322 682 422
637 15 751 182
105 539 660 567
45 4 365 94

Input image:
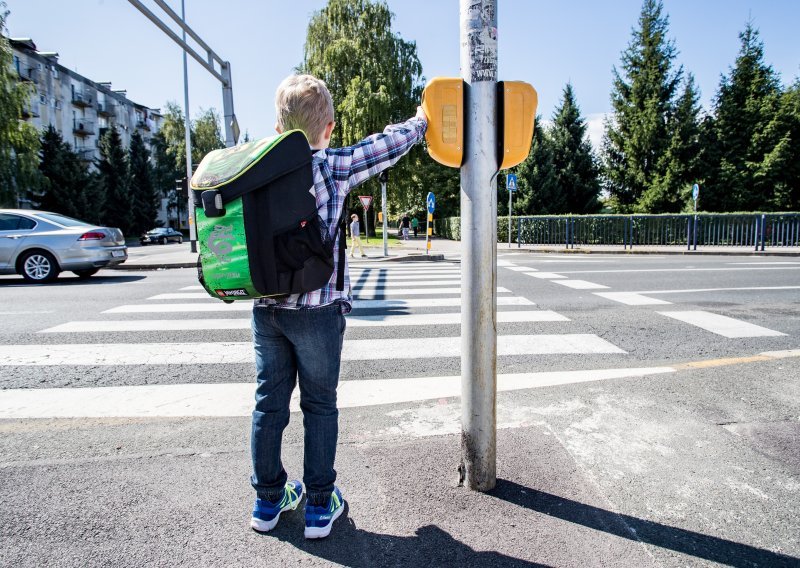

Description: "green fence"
433 213 800 250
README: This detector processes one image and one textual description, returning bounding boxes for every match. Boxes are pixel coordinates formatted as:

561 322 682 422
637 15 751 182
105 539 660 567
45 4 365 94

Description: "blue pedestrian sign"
426 192 436 214
692 183 700 201
506 173 518 192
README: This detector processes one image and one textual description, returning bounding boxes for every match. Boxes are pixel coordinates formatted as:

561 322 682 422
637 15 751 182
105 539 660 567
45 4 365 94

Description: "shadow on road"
267 502 548 567
0 274 146 287
490 479 799 568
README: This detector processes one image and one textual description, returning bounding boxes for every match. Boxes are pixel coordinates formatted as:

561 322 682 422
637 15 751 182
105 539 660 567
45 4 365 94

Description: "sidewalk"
117 237 800 270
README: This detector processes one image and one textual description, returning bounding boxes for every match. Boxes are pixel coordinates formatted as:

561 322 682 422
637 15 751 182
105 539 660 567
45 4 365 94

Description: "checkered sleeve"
330 116 427 192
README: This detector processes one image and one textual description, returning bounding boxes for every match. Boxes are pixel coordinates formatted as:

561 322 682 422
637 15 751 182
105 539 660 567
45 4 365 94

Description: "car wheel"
178 236 183 244
73 268 100 279
159 237 167 245
19 251 60 283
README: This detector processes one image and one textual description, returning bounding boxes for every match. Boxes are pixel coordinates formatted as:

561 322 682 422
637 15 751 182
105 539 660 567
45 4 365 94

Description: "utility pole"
181 0 194 251
128 0 240 251
380 170 389 257
459 0 498 492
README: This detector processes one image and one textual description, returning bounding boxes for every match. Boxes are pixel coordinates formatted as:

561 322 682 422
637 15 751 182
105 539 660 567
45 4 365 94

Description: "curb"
110 262 197 271
508 247 800 257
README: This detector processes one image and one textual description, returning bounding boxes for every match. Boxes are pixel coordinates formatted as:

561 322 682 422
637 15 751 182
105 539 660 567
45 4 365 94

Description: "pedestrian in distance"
249 73 428 540
411 216 419 238
401 213 411 240
349 213 367 258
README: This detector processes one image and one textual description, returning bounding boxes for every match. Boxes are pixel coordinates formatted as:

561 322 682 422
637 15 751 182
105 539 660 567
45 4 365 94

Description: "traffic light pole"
380 170 389 257
459 0 498 492
180 0 195 251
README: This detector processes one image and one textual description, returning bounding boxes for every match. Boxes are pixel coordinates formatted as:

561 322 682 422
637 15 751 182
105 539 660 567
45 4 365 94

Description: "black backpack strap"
336 195 350 291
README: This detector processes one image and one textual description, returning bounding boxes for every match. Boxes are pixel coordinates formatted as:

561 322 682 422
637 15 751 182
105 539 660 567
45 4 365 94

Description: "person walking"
401 214 411 240
411 216 419 238
349 214 367 258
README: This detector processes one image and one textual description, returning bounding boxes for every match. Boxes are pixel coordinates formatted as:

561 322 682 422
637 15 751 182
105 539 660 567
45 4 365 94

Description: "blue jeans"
250 303 346 505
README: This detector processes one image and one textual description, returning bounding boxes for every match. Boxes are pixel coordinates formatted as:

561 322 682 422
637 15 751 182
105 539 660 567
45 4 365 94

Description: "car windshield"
150 228 169 233
36 212 92 228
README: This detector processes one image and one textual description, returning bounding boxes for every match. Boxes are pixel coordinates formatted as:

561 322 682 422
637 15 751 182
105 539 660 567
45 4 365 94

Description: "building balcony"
73 120 95 136
71 90 93 107
136 118 153 131
97 100 116 116
75 147 96 162
18 67 39 84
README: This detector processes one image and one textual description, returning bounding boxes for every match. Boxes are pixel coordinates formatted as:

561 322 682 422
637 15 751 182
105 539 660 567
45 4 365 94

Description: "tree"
764 81 800 210
191 107 224 163
549 83 601 214
0 7 41 207
511 118 562 215
159 101 187 173
639 74 702 212
128 130 158 235
36 126 88 218
97 126 131 233
602 0 682 212
300 0 424 222
700 23 785 211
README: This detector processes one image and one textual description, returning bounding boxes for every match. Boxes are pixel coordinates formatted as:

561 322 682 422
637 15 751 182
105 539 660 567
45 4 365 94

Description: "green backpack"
191 130 342 302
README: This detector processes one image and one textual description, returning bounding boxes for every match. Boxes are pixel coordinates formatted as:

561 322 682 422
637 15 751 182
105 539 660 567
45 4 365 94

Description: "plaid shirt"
256 116 427 312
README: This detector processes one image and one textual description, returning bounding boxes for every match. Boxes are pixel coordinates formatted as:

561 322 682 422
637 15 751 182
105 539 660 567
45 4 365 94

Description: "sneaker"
250 480 304 532
361 254 367 258
304 486 344 539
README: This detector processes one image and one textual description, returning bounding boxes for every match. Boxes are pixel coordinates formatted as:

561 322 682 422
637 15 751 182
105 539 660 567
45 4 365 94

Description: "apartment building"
11 37 162 162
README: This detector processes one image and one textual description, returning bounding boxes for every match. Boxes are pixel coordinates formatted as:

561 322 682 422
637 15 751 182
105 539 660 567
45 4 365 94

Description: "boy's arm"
337 108 428 190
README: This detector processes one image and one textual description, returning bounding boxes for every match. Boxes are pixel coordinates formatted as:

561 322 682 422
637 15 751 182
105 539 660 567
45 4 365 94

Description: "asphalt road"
1 253 798 567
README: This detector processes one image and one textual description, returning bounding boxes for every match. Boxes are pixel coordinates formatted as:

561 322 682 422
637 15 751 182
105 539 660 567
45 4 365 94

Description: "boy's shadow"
268 502 547 568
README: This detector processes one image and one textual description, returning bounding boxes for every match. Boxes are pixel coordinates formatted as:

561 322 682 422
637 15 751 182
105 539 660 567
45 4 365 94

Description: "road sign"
427 192 436 214
506 173 518 192
692 184 700 201
359 195 373 210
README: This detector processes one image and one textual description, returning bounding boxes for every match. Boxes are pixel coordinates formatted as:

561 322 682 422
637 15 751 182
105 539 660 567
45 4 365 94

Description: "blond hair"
275 74 334 145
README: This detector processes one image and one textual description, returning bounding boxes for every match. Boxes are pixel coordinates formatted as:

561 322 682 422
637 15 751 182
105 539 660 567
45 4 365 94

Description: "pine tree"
128 130 158 235
513 119 562 215
37 126 87 218
701 23 782 211
97 126 132 233
602 0 682 212
549 83 601 214
763 81 800 210
639 74 701 212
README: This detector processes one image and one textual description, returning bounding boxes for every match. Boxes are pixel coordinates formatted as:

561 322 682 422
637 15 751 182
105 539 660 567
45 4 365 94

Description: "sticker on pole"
426 192 436 214
692 184 700 201
507 173 518 192
358 195 373 210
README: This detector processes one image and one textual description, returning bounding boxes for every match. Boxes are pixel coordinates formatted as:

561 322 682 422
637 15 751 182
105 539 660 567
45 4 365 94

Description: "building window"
13 55 21 74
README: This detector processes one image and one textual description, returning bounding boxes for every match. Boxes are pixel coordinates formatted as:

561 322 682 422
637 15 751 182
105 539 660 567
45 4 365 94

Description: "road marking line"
728 262 800 265
180 285 204 290
39 310 569 333
504 266 538 272
524 272 567 279
0 334 623 366
352 279 462 288
594 292 672 306
553 280 609 290
0 366 669 418
635 286 800 295
553 267 800 275
354 287 510 297
355 273 461 282
103 296 536 313
657 311 786 338
353 297 535 309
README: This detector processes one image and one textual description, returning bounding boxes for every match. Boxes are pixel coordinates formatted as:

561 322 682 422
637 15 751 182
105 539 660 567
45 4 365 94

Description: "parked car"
140 227 184 245
0 209 127 283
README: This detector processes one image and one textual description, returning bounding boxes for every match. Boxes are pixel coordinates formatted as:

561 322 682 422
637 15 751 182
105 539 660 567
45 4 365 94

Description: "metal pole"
380 172 388 257
221 63 237 147
459 0 497 492
181 0 196 253
508 186 512 248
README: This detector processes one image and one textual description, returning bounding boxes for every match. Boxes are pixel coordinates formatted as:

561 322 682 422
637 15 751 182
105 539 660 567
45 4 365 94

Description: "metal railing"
514 213 800 250
71 90 93 107
73 120 95 136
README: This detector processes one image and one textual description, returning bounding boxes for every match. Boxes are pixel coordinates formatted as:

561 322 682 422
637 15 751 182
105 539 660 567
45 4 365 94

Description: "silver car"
0 209 127 282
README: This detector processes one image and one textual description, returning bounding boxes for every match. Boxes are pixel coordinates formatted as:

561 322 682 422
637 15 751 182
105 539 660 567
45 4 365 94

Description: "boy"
349 213 367 258
249 74 427 539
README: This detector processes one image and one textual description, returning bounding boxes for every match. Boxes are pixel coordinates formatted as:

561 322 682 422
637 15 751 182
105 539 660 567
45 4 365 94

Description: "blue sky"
7 1 800 147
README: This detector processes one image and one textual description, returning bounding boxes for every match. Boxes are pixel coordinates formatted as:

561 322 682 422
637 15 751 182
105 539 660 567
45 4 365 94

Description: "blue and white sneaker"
250 480 304 532
304 486 344 539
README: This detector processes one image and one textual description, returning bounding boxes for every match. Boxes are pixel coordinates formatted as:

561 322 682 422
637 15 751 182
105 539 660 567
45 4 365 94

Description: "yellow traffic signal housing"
498 81 538 170
421 77 464 168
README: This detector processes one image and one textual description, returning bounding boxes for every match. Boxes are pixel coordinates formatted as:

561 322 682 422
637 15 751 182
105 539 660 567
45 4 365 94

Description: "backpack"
191 130 345 302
